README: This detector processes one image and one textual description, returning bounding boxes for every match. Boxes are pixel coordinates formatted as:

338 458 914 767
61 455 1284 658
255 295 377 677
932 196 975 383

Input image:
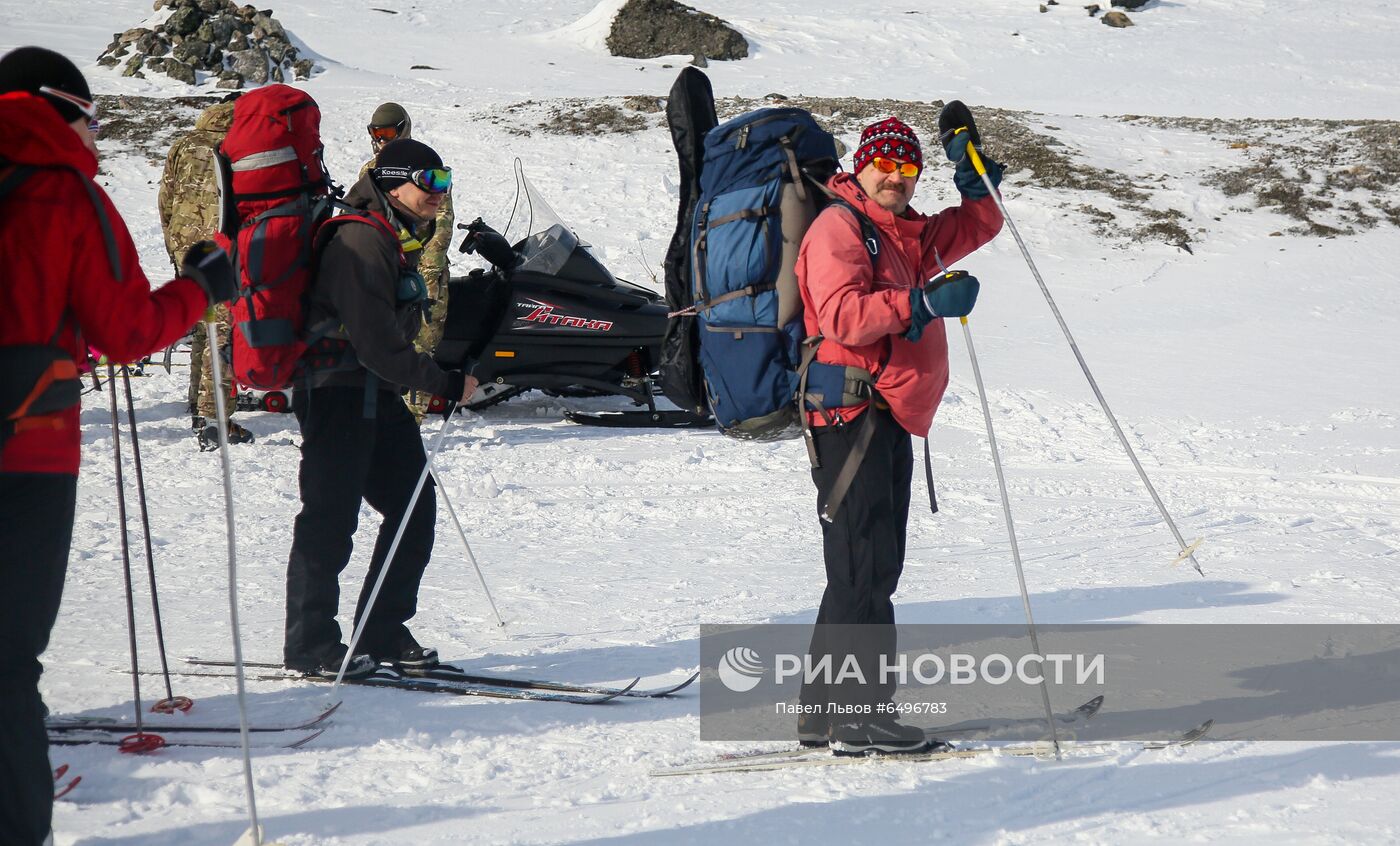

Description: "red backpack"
215 84 334 390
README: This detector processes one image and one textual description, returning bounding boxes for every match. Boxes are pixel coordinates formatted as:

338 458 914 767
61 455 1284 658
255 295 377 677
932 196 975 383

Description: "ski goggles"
871 156 920 178
368 120 407 143
376 165 452 194
39 85 97 121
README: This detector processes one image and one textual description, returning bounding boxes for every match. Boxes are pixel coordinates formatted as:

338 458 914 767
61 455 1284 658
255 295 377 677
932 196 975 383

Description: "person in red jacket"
794 114 1004 755
0 47 236 845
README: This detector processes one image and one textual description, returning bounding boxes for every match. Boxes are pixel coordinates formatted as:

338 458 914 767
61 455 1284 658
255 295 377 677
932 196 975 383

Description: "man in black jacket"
283 138 475 678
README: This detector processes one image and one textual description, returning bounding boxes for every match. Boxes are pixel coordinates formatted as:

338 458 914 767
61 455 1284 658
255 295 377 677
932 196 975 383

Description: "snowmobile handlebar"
456 217 520 270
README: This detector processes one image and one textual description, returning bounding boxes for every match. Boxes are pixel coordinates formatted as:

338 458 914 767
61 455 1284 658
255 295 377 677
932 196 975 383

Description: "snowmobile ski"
49 727 325 750
563 409 713 429
185 656 690 698
45 701 341 735
650 719 1213 777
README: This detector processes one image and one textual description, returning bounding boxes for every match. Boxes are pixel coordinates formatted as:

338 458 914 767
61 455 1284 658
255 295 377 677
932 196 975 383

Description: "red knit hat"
853 117 923 175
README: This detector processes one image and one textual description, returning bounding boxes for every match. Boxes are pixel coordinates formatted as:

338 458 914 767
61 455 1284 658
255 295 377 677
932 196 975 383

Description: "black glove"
939 101 1003 199
457 218 519 270
182 241 238 305
438 360 479 418
938 100 980 154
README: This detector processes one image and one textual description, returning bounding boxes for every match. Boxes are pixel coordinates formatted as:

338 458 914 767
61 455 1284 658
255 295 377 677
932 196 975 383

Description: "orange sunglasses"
872 156 920 178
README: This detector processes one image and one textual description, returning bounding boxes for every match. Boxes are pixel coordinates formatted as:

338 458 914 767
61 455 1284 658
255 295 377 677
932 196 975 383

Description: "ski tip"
289 728 326 749
54 775 81 800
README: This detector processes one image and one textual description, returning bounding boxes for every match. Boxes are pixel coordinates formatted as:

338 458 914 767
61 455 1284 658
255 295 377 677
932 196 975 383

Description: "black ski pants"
799 406 913 717
284 385 436 665
0 472 76 846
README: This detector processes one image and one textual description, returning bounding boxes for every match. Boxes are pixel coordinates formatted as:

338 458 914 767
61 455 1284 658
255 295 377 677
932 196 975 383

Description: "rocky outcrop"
606 0 748 62
95 0 320 88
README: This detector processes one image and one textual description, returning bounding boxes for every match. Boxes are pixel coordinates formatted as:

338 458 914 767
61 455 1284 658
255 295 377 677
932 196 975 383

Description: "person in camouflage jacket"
359 102 455 418
157 95 253 448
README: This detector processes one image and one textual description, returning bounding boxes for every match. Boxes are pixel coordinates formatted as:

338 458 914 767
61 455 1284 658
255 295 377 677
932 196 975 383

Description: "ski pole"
956 316 1062 758
205 319 268 846
334 402 459 695
119 366 191 714
104 362 165 754
955 130 1204 576
428 464 505 628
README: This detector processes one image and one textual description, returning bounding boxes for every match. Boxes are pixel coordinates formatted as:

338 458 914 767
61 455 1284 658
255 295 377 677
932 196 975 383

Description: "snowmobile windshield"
515 224 579 277
502 161 626 288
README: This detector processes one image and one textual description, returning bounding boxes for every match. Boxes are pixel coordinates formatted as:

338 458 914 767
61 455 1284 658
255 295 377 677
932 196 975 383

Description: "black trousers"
0 473 76 846
284 385 436 664
799 406 913 716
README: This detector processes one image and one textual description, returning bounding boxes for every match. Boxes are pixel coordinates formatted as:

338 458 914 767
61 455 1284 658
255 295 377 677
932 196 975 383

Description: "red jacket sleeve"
917 194 1004 279
67 180 209 363
801 208 912 347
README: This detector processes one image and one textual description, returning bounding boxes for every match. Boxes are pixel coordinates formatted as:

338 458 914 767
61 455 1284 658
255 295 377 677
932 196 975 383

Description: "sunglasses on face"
40 85 97 121
368 121 407 143
872 156 920 178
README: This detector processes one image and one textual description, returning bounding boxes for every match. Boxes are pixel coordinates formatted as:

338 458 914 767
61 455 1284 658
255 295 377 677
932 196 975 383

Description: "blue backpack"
690 108 880 443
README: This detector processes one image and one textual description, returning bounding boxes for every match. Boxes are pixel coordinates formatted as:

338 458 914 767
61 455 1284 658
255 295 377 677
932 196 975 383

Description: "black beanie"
373 138 443 191
0 46 93 124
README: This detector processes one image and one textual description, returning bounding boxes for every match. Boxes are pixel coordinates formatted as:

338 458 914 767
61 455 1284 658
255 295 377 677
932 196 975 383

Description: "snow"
5 0 1400 843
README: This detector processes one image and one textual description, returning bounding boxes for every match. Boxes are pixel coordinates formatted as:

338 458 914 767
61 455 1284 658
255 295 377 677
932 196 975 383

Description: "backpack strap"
0 160 121 281
0 162 35 201
0 162 86 448
826 197 881 263
801 195 939 521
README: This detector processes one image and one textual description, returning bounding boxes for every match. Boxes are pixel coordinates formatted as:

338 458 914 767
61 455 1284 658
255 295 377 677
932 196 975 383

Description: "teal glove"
906 271 980 342
946 132 1004 199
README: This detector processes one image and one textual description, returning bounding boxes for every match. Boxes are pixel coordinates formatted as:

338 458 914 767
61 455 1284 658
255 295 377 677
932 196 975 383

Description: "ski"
303 667 638 703
53 765 80 800
175 660 637 704
411 664 698 698
45 701 341 735
650 720 1213 777
49 727 325 750
706 694 1106 768
185 656 692 699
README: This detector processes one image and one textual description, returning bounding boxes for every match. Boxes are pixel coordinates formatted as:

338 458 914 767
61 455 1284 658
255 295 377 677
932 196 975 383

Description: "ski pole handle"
956 128 989 178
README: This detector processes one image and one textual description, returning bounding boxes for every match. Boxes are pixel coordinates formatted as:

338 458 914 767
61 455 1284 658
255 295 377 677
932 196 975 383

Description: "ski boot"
829 717 947 756
285 643 376 680
367 632 440 673
796 712 830 748
194 417 255 451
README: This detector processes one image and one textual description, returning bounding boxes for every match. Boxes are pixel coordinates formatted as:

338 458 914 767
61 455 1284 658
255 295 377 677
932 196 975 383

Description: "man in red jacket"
0 47 235 845
794 114 1004 755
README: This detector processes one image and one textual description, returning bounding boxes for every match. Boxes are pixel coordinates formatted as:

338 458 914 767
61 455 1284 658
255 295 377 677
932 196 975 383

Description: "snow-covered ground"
6 0 1400 843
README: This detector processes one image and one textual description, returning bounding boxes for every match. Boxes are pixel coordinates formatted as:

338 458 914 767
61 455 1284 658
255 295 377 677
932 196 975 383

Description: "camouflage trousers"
406 265 451 421
188 303 234 420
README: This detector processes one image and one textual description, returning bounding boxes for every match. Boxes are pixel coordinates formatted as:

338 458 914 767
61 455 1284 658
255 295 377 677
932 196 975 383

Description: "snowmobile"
433 166 712 429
